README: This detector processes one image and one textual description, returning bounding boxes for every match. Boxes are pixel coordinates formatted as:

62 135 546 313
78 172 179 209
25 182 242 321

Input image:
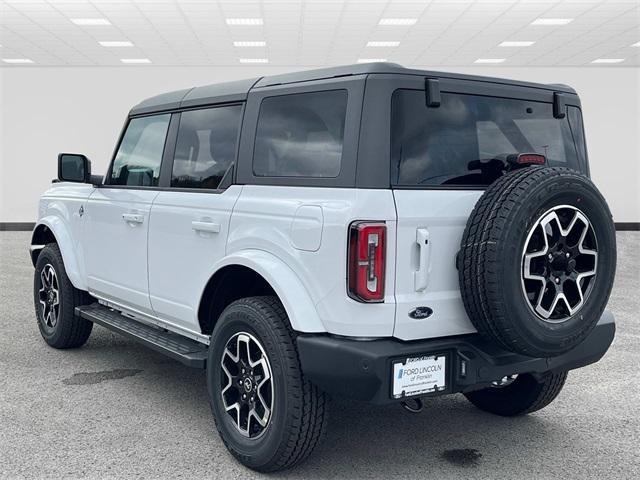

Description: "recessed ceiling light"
71 18 111 26
99 41 133 47
591 58 625 64
531 18 573 26
239 58 268 63
378 18 417 26
367 41 400 47
357 58 387 63
632 41 640 47
226 18 263 26
233 41 266 47
474 58 506 64
121 58 151 64
499 41 535 47
2 58 34 64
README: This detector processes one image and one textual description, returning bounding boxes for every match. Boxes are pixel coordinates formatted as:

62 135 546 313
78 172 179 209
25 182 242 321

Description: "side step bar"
76 303 208 369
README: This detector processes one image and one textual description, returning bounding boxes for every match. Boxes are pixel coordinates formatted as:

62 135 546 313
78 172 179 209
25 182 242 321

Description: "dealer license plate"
392 355 446 399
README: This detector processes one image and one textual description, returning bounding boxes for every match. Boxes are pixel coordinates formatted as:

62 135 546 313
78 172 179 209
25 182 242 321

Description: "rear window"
391 90 585 187
253 90 347 178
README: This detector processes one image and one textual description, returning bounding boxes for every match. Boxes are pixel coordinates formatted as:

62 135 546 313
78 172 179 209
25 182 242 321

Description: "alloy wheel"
220 332 274 438
521 205 598 322
38 264 60 330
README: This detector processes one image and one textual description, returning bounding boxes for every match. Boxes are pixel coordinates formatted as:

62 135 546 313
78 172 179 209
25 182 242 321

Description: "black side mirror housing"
57 153 92 183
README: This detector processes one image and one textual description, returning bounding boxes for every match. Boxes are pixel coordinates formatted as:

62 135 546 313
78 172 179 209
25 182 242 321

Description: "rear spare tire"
459 167 616 357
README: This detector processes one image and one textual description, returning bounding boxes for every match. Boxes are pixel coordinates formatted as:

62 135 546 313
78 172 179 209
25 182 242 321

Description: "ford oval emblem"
409 306 433 319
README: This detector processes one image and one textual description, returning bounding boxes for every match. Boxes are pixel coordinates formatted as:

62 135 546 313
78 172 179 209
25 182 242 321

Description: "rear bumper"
297 311 615 405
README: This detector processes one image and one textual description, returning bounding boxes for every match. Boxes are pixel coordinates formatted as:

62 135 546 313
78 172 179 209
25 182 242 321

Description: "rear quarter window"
253 90 347 178
391 90 584 187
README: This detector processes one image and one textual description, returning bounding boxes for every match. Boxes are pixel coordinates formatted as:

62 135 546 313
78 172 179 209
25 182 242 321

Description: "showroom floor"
1 231 638 479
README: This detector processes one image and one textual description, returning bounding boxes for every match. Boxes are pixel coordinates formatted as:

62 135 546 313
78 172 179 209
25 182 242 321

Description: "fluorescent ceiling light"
121 58 151 64
99 41 133 47
3 58 34 64
233 41 266 47
591 58 625 64
357 58 387 63
239 58 268 63
499 41 535 47
367 41 400 47
226 18 263 26
474 58 506 64
71 18 111 26
632 41 640 47
531 18 573 26
378 18 417 26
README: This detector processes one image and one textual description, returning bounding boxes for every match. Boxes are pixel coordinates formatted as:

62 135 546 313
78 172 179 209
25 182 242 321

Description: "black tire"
207 296 328 472
464 371 568 416
459 167 616 357
33 243 93 348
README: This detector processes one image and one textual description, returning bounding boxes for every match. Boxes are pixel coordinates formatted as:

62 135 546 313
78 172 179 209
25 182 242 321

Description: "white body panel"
34 182 485 342
392 190 483 340
228 185 397 337
36 183 95 289
147 186 242 331
84 187 159 314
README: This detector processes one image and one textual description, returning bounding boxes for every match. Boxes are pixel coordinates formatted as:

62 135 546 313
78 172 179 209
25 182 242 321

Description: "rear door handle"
192 221 221 234
414 228 431 292
122 213 144 225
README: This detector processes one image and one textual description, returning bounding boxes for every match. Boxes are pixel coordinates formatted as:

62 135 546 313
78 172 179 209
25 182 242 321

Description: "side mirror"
58 153 91 183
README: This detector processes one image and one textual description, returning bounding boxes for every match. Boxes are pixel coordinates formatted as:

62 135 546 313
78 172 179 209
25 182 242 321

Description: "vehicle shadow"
64 325 576 480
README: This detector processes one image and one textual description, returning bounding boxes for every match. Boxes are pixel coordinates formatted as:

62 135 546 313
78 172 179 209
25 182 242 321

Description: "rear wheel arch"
198 265 276 335
198 252 326 336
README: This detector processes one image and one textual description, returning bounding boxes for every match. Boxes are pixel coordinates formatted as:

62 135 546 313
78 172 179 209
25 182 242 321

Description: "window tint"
171 105 242 189
391 90 583 187
253 90 347 178
567 106 588 172
110 114 170 186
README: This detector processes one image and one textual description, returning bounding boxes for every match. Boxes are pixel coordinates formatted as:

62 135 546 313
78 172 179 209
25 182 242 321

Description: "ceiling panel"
0 0 638 67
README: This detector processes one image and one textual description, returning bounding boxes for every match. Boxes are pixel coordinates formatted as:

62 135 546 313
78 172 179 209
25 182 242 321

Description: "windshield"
391 90 587 187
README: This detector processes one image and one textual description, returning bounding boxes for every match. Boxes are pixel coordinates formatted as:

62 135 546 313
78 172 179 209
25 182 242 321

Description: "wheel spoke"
219 331 273 439
522 206 598 323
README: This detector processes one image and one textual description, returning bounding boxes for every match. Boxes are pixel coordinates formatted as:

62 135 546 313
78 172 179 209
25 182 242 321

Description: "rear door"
147 104 243 333
385 77 587 340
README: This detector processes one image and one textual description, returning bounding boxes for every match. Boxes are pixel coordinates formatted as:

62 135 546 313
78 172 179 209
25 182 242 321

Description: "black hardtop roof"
129 62 577 116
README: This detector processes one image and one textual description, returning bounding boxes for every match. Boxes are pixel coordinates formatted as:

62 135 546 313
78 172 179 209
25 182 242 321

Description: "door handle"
192 221 221 234
122 213 144 225
414 228 431 292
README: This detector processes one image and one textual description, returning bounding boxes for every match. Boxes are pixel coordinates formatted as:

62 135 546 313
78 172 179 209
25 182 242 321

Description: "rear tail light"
348 222 386 303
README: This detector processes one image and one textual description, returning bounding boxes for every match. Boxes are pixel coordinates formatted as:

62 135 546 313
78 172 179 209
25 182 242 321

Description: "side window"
110 114 170 187
253 90 347 178
171 105 243 190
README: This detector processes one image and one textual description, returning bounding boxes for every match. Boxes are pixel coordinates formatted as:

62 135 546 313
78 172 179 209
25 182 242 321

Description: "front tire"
33 243 93 348
207 296 328 472
464 371 568 416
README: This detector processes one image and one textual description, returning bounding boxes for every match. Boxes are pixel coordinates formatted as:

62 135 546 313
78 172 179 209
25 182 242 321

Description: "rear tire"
464 371 568 416
33 243 93 348
207 296 328 472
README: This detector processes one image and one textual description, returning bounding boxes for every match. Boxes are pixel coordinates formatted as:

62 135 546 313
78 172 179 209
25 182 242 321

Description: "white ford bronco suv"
31 63 616 472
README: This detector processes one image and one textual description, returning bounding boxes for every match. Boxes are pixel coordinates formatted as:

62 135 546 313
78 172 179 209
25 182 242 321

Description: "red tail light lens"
348 222 386 303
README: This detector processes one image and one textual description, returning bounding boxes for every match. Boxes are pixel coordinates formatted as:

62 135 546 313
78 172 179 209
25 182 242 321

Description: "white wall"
1 66 638 223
